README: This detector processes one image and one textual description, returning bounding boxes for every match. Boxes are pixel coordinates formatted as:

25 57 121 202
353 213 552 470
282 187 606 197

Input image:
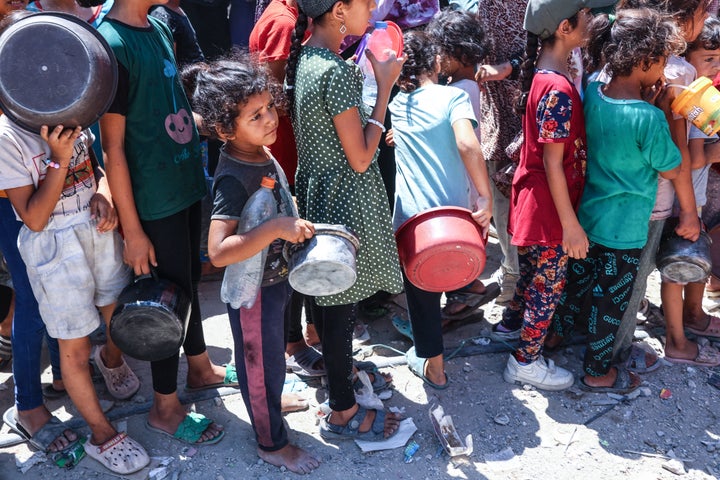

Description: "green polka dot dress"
293 46 403 307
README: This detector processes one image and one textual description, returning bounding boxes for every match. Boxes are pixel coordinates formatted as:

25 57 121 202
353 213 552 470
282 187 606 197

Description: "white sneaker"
503 355 574 391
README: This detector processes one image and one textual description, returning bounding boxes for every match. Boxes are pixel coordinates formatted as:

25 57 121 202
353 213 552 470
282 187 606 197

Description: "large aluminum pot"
0 12 117 133
656 219 712 284
110 273 191 362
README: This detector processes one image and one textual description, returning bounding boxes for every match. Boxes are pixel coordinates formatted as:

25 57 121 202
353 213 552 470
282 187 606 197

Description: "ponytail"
584 13 614 77
514 32 539 115
285 11 308 120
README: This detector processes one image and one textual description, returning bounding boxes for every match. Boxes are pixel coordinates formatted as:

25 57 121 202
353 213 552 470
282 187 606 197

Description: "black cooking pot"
656 218 712 284
110 272 191 362
0 12 117 133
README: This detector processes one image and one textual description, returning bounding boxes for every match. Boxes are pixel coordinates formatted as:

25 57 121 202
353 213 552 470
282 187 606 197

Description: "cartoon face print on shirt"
161 58 194 145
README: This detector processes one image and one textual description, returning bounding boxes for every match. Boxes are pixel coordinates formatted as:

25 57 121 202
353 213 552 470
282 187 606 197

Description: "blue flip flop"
405 347 448 390
391 315 413 341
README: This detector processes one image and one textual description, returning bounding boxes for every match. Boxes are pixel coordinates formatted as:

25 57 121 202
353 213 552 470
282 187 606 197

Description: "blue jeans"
0 198 61 411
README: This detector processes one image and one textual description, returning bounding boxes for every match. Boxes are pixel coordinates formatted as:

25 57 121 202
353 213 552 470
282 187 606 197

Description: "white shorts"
18 221 130 339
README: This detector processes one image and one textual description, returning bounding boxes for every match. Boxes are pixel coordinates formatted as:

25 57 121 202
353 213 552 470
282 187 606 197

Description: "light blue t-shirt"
580 82 681 249
389 83 477 230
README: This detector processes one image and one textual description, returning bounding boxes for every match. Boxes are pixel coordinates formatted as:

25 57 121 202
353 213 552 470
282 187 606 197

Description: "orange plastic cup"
671 77 720 136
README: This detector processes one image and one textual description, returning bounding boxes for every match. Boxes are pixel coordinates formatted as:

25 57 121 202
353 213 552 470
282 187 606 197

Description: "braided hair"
397 30 439 93
284 10 309 119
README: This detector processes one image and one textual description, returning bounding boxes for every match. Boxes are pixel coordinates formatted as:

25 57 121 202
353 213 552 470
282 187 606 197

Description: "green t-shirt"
99 17 206 221
579 82 681 249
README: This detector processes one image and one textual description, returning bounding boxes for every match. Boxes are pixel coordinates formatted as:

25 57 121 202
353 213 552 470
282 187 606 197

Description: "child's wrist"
43 158 70 170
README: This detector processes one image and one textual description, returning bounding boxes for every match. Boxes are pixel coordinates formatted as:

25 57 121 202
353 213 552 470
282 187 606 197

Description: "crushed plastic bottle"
221 176 277 309
359 22 393 107
403 440 420 463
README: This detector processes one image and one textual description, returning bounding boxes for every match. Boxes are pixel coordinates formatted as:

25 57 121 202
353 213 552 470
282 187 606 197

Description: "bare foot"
281 393 309 413
582 368 617 389
665 340 702 362
186 352 229 389
443 280 494 316
257 444 320 474
16 405 78 452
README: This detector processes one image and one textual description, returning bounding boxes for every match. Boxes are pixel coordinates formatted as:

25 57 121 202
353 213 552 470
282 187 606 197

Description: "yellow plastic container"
671 77 720 136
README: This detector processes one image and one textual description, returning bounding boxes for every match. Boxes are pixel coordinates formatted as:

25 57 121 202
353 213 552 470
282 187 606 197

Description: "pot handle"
133 267 160 283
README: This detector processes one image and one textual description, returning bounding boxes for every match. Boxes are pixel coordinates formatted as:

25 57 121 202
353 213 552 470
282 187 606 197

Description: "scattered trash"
493 413 509 426
15 450 47 474
662 458 686 475
659 388 672 399
484 447 514 462
52 437 86 469
403 441 419 463
378 389 393 400
354 370 385 410
470 337 490 346
354 418 417 453
429 404 473 457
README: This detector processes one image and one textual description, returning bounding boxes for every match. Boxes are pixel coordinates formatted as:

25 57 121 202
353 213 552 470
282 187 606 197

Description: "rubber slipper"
145 412 225 445
319 406 396 441
625 344 661 374
42 384 68 400
665 344 720 367
686 315 720 340
3 406 78 452
353 361 392 393
442 282 500 320
441 309 485 333
286 346 325 377
579 366 641 394
185 364 239 392
0 334 11 371
391 315 413 341
84 432 149 475
405 346 448 390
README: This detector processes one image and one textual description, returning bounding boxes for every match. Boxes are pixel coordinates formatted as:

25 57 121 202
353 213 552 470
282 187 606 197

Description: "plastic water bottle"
359 21 393 107
221 176 278 309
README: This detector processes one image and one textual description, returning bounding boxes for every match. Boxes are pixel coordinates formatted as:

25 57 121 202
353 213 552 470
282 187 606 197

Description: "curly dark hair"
687 16 720 53
181 52 285 140
585 8 685 78
425 9 488 66
617 0 710 31
397 30 439 93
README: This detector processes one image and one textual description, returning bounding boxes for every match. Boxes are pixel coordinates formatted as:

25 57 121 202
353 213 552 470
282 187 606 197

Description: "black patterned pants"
552 242 642 377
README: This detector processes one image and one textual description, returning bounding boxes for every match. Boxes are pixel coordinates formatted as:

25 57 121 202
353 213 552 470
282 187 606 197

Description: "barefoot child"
191 55 320 474
552 7 684 393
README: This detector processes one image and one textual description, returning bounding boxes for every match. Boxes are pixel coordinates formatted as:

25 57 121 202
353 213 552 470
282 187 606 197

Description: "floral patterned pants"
501 244 568 364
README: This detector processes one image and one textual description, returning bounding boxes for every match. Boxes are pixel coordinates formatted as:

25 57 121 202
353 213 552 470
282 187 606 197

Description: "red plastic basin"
395 206 486 292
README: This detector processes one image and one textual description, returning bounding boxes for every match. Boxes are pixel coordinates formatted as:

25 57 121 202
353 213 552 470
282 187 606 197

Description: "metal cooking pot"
283 224 360 297
110 272 191 362
656 219 712 284
0 12 117 133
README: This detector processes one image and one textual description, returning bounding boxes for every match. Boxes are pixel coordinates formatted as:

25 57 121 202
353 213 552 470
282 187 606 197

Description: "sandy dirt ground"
1 237 720 479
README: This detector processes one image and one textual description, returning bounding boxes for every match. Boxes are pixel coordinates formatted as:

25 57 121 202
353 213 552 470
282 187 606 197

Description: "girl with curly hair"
187 55 320 474
552 7 686 393
388 30 493 389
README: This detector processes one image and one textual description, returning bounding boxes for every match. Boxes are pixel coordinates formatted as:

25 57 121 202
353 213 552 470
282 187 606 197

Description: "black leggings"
308 299 355 411
141 202 206 394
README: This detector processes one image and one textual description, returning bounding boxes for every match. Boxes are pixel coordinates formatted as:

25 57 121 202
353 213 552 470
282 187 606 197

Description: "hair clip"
608 13 616 25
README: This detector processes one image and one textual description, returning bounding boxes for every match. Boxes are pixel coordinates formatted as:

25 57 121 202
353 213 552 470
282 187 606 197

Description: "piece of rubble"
493 414 509 426
662 458 685 475
15 451 47 474
484 447 515 462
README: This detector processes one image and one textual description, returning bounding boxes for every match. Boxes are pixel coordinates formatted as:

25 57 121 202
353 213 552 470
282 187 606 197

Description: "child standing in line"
491 0 614 391
99 0 229 446
660 15 720 366
285 0 405 441
0 116 147 473
553 7 684 393
424 9 501 325
190 56 320 474
388 30 493 389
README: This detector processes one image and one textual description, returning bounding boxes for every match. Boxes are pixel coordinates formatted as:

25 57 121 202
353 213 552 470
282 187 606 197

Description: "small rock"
662 459 685 475
688 380 697 389
213 397 223 407
639 387 652 397
657 431 665 437
463 364 473 373
493 414 510 426
484 447 515 462
687 366 698 374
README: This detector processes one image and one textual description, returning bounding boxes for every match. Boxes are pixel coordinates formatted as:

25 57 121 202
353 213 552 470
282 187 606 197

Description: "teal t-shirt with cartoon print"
99 16 206 221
